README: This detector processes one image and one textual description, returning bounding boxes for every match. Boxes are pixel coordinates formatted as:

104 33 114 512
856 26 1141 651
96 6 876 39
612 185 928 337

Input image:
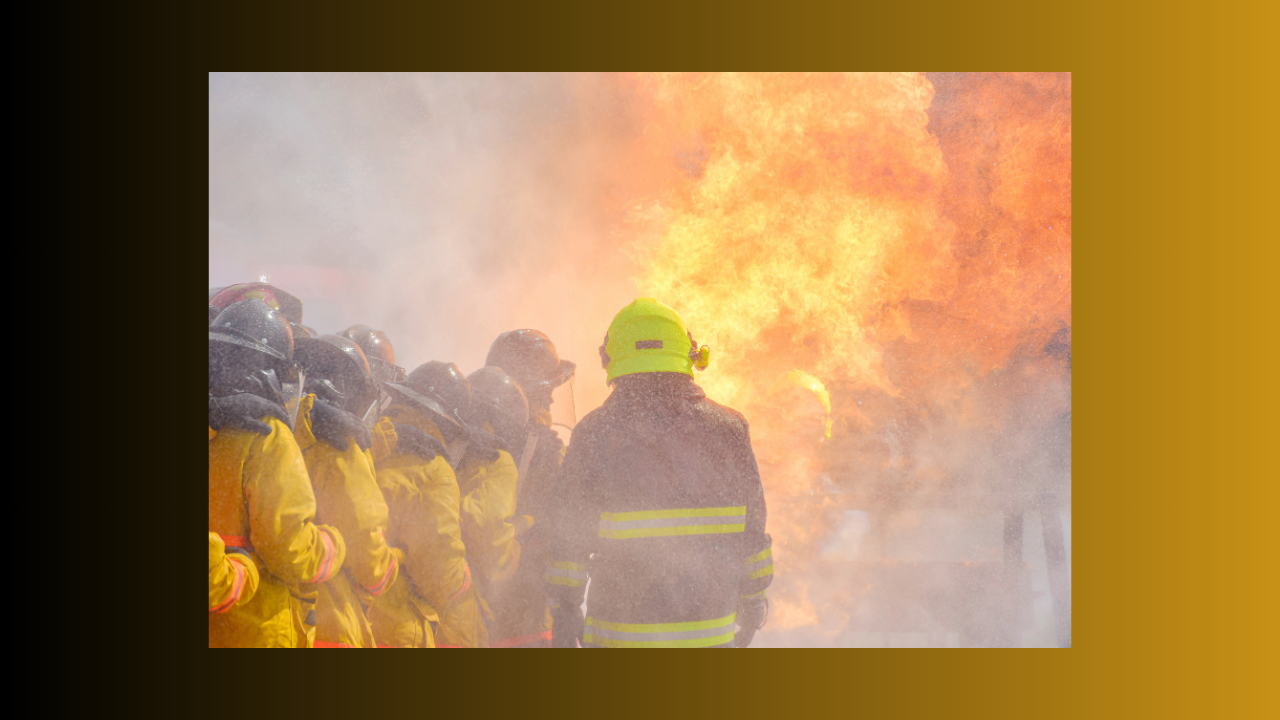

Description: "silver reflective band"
744 548 773 576
583 613 737 648
545 561 588 587
598 507 747 539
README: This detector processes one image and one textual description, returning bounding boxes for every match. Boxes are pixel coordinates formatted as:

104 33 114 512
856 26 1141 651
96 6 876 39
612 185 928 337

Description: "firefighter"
457 367 529 645
208 299 346 648
544 298 773 648
210 532 260 614
292 334 402 648
367 361 487 648
209 394 283 612
482 330 576 647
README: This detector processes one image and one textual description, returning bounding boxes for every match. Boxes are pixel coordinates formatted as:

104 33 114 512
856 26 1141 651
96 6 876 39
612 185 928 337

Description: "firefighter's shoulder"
690 395 751 434
568 404 611 439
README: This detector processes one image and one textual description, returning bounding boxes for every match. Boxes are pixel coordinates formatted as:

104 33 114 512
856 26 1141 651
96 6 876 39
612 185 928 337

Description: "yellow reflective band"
545 576 585 587
748 564 775 580
741 589 768 599
550 560 586 571
600 524 746 539
583 632 736 648
585 613 736 634
744 548 772 564
600 507 745 522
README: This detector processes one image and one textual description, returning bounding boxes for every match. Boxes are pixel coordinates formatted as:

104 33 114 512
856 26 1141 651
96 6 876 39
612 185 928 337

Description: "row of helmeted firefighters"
209 283 773 647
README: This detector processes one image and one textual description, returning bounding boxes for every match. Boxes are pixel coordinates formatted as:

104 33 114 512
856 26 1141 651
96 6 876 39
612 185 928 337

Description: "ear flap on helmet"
599 332 611 370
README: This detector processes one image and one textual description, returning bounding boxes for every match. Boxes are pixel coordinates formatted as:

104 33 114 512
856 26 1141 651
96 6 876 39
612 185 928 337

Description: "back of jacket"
208 416 345 648
368 405 486 648
295 396 401 648
546 374 773 648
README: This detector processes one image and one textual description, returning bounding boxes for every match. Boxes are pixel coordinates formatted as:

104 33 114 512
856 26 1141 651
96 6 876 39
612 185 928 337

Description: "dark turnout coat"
544 373 774 647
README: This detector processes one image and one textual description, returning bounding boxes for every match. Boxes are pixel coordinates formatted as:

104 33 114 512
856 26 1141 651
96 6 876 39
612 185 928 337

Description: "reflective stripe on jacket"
583 613 737 648
598 506 746 538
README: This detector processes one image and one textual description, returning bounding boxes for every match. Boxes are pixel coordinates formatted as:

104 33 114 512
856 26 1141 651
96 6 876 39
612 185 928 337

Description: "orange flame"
612 72 1071 636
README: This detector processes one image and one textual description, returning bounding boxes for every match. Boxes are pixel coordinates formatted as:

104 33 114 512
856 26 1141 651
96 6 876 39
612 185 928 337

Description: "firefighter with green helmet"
544 298 773 648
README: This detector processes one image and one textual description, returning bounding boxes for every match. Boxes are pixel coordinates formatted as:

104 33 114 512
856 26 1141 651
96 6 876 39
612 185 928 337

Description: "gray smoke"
210 72 646 412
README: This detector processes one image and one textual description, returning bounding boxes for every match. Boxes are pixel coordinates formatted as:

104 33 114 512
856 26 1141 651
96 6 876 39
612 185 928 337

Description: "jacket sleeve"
459 450 521 587
243 417 347 586
209 532 260 613
304 439 400 600
543 429 593 609
734 417 774 599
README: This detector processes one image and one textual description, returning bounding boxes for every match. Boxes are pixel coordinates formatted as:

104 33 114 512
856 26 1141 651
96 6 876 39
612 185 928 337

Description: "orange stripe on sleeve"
363 554 397 597
220 535 253 550
447 561 472 604
210 560 246 614
307 530 338 584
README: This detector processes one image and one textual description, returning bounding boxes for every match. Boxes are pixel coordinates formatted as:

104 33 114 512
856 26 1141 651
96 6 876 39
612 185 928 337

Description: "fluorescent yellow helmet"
599 297 710 383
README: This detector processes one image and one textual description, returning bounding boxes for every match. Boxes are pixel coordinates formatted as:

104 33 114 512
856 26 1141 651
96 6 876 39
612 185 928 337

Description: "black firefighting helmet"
341 324 407 383
209 305 221 325
382 361 472 443
208 299 299 405
466 366 530 447
295 334 379 415
485 330 575 403
209 299 296 371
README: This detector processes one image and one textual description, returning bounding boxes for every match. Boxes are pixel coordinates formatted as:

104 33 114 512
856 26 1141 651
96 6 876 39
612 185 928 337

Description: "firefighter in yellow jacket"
208 299 346 648
456 367 529 642
368 361 487 647
292 334 402 648
482 330 576 647
208 393 288 614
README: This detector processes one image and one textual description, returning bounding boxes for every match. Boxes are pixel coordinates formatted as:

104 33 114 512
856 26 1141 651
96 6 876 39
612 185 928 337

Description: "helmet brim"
209 330 298 382
209 327 290 365
381 381 470 437
557 359 576 387
295 338 378 412
368 357 408 384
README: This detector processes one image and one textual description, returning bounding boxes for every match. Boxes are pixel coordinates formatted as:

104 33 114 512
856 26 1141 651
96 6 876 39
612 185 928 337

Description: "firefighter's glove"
209 393 288 436
551 605 584 648
735 596 768 648
310 401 372 452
